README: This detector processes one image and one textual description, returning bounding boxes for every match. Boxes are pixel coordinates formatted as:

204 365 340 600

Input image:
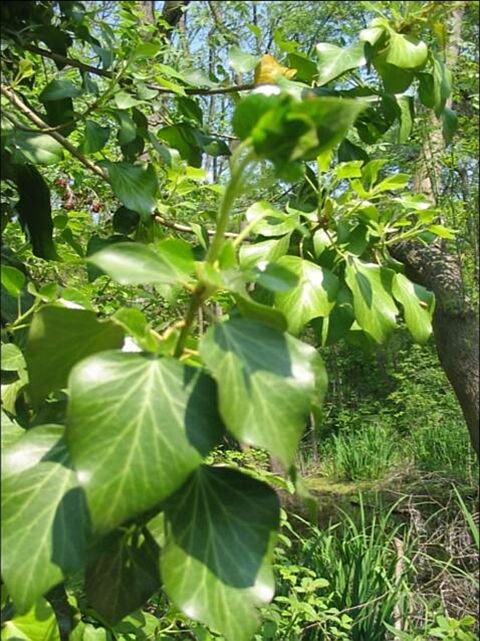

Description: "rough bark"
393 5 479 457
392 242 479 455
161 0 190 38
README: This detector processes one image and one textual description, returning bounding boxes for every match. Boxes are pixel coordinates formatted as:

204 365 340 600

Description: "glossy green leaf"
385 32 428 69
25 305 124 406
112 307 158 352
1 343 25 371
67 352 224 532
87 239 194 286
345 257 398 343
274 256 339 335
1 598 60 641
162 466 280 641
12 132 64 165
316 41 366 86
85 528 160 625
239 235 291 270
1 425 89 612
392 273 435 343
1 265 25 296
81 120 110 154
102 161 158 218
200 318 325 466
334 160 364 180
228 46 260 74
432 55 452 116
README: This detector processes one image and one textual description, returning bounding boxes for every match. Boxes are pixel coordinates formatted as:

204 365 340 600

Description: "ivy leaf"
312 284 355 346
162 466 280 641
245 201 298 238
12 132 64 165
1 425 89 612
385 32 428 69
316 41 366 86
102 161 158 218
239 235 291 270
80 120 110 154
87 239 195 286
200 318 325 466
345 257 398 343
274 256 339 335
85 528 160 625
392 273 435 343
25 305 124 407
249 262 298 293
228 46 260 74
1 597 60 641
1 343 25 371
67 352 224 533
372 173 409 193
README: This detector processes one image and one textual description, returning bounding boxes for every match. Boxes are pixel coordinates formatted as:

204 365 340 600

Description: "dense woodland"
0 1 479 640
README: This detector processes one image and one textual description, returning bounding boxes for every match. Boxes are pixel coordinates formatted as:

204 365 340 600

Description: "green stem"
174 143 255 357
205 145 255 264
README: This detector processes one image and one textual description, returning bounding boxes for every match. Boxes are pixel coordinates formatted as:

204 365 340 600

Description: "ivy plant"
0 2 458 640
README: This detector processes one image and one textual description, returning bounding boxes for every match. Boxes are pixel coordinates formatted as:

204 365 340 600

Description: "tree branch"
23 44 255 96
1 84 242 240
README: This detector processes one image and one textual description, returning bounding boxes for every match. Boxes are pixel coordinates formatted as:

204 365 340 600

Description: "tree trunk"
393 5 479 456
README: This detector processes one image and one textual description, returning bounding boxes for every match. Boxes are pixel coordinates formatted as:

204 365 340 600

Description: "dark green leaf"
40 79 81 101
25 305 124 406
274 256 339 335
112 206 140 235
442 107 458 145
67 353 224 532
11 163 57 260
200 318 325 466
157 124 203 167
338 138 369 163
87 239 194 286
2 425 89 612
162 466 279 641
287 52 317 84
81 120 110 154
102 161 158 218
86 528 160 625
115 111 137 146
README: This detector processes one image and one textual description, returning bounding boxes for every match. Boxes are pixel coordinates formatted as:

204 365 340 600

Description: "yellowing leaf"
254 54 297 84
